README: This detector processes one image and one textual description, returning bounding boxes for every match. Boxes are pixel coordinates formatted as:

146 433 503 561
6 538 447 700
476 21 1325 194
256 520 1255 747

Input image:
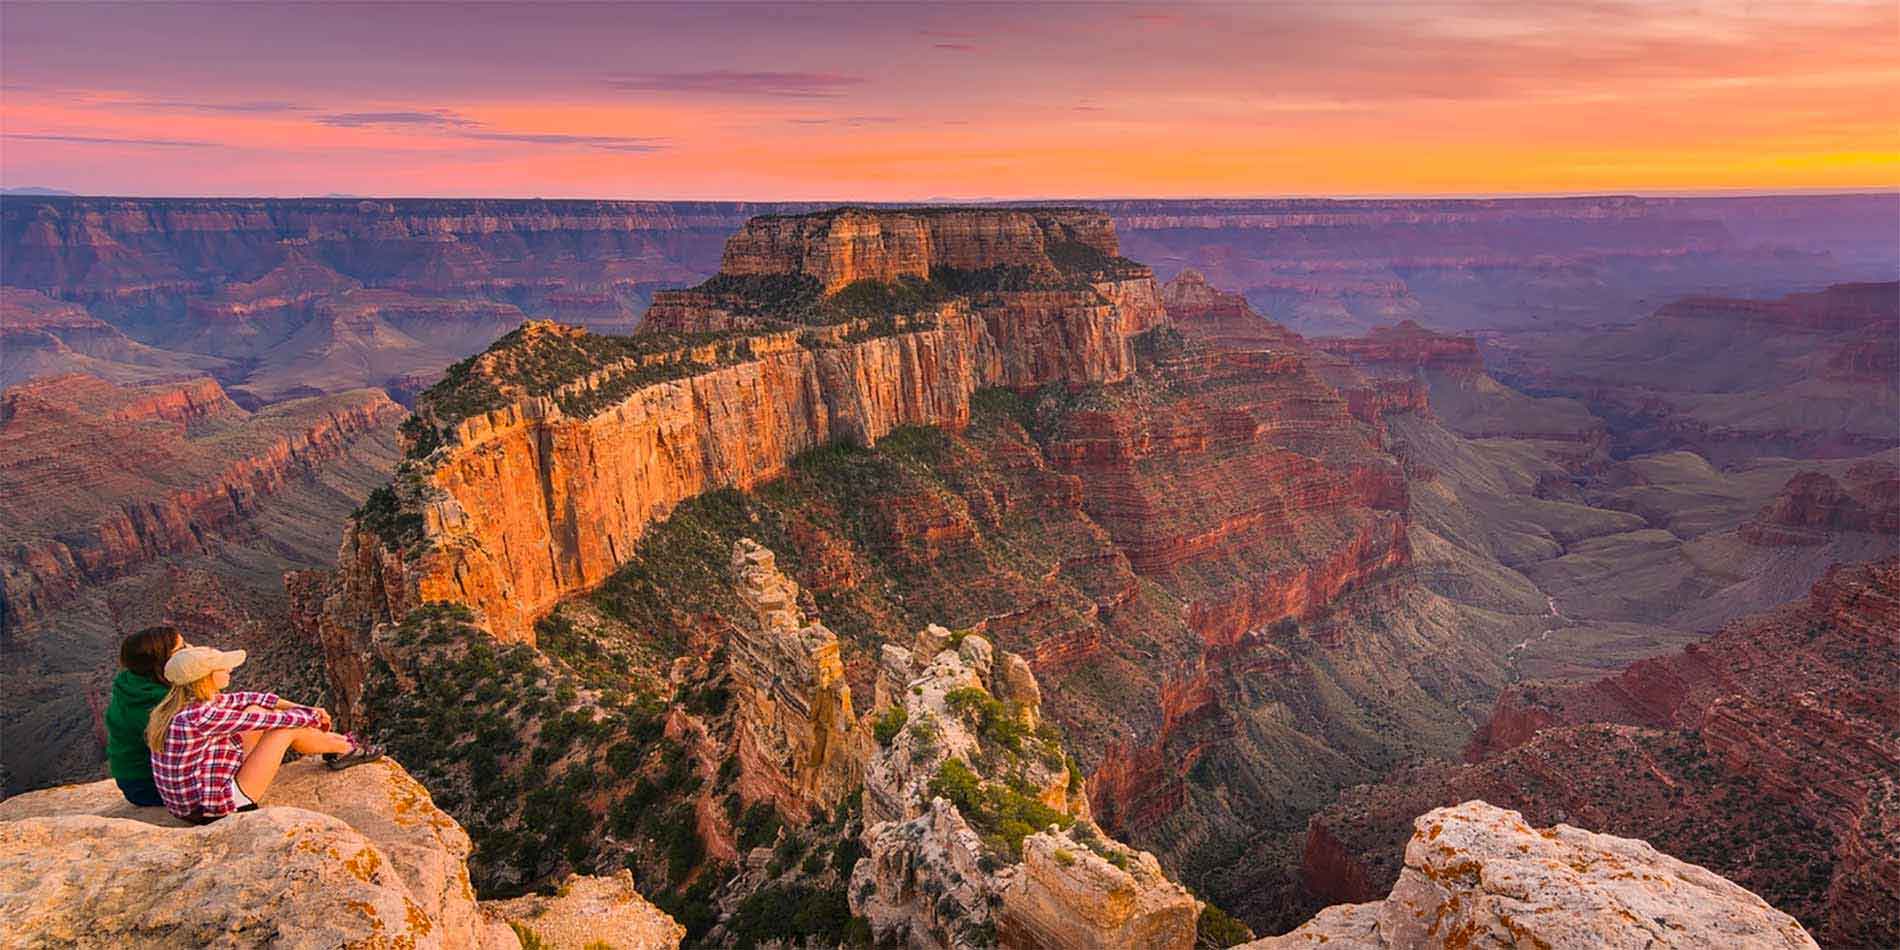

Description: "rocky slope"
1304 558 1899 947
0 757 682 949
1253 800 1817 949
852 618 1197 949
0 372 403 794
0 374 402 633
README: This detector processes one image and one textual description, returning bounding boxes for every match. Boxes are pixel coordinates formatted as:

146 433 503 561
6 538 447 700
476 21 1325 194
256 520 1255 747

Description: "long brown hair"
121 625 182 682
146 674 220 752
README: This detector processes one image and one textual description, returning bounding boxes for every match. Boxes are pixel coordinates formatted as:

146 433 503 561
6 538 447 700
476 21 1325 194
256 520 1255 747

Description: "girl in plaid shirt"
146 645 381 822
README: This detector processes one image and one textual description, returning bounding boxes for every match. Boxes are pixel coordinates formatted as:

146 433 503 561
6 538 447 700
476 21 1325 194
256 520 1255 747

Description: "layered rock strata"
0 373 403 633
1252 801 1817 949
0 757 682 949
728 538 867 820
324 208 1166 647
1312 558 1899 946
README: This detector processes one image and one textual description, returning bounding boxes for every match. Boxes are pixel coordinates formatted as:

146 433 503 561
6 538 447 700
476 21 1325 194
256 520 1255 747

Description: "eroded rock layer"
1309 558 1900 946
327 208 1165 647
0 373 402 633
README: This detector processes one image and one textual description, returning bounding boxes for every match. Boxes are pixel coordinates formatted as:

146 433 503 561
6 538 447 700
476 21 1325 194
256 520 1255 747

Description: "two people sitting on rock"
102 626 383 821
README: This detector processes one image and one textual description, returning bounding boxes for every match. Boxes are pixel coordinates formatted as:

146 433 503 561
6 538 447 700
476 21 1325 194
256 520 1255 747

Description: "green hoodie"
104 668 170 782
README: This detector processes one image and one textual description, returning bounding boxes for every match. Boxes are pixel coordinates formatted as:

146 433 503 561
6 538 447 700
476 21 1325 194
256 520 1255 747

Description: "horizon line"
5 186 1899 204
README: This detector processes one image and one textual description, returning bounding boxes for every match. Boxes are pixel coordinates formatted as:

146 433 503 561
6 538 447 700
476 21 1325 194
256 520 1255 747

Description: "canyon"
3 196 1894 947
1302 558 1899 947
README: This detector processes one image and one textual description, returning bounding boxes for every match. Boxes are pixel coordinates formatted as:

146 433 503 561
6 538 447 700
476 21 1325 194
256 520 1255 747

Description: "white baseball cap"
163 645 247 685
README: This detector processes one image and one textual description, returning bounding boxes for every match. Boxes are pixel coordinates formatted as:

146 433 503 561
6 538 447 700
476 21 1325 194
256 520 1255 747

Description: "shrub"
1198 902 1255 947
873 705 909 746
738 802 782 851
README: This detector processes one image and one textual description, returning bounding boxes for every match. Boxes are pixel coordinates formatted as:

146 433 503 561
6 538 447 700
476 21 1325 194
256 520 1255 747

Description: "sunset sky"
3 1 1897 199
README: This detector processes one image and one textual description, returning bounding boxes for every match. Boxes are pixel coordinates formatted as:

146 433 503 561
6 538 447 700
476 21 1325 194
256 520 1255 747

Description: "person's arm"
224 691 282 709
189 700 320 738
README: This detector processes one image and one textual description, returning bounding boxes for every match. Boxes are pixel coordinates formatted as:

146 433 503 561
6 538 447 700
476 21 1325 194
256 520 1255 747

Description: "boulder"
489 869 686 949
1247 800 1818 949
0 758 680 950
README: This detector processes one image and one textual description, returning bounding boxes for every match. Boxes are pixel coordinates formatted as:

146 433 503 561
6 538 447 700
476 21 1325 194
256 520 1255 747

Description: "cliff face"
1740 465 1900 546
728 539 867 820
0 373 403 633
1312 558 1899 946
1484 281 1900 464
716 207 1124 294
329 208 1165 647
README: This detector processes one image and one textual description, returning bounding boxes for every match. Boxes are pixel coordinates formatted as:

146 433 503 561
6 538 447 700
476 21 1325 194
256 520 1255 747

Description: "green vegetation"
352 482 425 549
872 705 909 746
726 883 860 950
1197 902 1255 947
927 758 1072 858
738 801 783 851
508 922 553 950
943 686 1027 752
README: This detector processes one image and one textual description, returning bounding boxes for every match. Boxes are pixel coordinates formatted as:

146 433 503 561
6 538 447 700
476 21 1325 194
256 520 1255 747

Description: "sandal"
324 733 387 771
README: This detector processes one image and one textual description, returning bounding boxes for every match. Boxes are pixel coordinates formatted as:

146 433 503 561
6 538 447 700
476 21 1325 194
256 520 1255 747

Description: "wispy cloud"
317 110 477 128
788 115 899 127
462 131 666 152
4 132 219 148
606 70 864 98
124 98 308 114
933 43 976 51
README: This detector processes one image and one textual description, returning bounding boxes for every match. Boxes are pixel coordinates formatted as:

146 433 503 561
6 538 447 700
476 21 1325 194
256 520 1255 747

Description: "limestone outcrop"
851 624 1197 950
1251 801 1817 949
0 758 682 949
728 538 867 820
489 870 687 950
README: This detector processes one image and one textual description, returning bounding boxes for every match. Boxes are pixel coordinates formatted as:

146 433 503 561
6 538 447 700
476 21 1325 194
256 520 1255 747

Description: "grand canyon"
3 194 1895 949
4 3 1899 948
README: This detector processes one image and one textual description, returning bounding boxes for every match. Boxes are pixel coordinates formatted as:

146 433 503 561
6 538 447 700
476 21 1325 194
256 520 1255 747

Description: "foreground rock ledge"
1248 800 1817 950
0 759 682 950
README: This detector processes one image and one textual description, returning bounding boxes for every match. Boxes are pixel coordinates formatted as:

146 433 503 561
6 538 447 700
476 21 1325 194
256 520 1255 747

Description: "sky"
3 1 1897 199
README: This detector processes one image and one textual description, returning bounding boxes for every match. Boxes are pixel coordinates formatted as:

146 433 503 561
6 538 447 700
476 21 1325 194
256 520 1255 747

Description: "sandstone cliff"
0 757 682 949
320 207 1166 649
1252 801 1816 949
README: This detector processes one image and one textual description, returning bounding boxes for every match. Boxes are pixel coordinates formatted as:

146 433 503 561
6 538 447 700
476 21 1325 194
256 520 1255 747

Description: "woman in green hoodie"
105 626 184 806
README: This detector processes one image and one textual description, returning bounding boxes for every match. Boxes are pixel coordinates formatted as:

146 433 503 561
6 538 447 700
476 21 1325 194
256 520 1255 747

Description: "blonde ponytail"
146 675 219 751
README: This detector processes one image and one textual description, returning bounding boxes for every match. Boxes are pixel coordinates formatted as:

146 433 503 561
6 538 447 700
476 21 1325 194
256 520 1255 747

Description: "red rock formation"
714 207 1125 294
330 209 1167 646
1312 321 1483 377
1741 468 1900 546
0 374 402 632
1319 558 1899 945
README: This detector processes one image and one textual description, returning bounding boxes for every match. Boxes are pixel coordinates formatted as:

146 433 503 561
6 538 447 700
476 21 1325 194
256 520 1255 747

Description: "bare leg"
237 706 270 757
234 727 351 801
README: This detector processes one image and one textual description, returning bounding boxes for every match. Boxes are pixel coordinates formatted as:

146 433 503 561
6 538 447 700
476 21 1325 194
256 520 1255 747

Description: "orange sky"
3 2 1897 198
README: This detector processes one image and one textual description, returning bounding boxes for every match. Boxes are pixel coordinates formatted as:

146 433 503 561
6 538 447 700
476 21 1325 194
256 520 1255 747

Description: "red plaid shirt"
151 691 320 819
